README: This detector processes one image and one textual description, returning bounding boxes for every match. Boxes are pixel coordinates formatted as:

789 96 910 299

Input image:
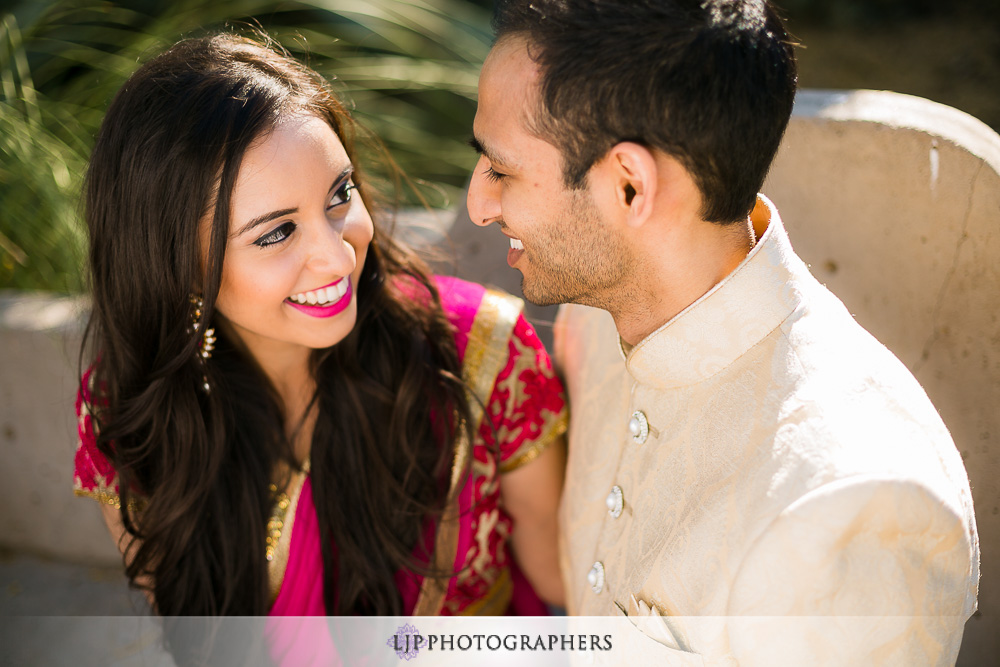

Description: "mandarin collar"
621 195 808 389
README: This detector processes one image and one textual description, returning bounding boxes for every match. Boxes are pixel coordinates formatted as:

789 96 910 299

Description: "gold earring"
188 294 216 392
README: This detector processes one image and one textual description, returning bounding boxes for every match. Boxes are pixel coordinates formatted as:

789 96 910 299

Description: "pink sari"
74 276 567 619
267 276 565 616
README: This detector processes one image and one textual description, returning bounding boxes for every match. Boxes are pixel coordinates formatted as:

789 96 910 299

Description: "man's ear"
604 142 658 228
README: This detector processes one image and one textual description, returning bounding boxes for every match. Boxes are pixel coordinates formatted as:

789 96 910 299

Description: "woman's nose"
305 220 355 277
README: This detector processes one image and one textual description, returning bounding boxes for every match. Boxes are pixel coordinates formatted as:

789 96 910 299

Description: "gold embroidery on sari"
74 395 146 511
464 290 524 430
74 486 122 508
495 327 569 473
412 288 523 616
500 412 569 473
472 453 499 499
469 508 502 577
73 469 144 512
267 465 308 603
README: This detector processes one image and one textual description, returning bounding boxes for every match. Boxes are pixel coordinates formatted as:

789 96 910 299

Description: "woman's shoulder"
434 275 523 328
431 276 526 360
72 366 123 507
434 275 490 319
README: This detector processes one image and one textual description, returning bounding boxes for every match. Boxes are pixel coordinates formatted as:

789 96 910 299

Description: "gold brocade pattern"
500 412 568 474
494 330 568 473
413 288 523 616
463 290 525 436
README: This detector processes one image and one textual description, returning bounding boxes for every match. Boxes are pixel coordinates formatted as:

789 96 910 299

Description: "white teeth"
289 279 348 306
510 238 524 250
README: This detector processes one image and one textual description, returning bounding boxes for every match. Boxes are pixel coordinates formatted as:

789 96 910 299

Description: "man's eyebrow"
234 165 354 238
468 135 515 168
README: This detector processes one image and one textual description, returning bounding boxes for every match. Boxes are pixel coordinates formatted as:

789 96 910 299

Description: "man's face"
468 36 630 307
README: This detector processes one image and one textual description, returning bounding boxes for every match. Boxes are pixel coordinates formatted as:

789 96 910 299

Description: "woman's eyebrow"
235 207 298 237
329 165 354 191
234 164 355 237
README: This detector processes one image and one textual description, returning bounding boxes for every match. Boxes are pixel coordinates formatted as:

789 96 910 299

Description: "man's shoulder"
755 289 974 503
776 283 948 443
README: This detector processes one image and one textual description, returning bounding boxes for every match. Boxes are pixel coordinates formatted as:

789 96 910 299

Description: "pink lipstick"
285 278 353 318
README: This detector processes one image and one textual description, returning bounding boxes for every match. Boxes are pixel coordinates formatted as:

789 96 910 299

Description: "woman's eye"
483 165 506 183
329 181 356 209
254 221 296 248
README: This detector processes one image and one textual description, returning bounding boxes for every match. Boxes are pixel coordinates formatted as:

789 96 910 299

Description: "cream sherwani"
555 196 979 666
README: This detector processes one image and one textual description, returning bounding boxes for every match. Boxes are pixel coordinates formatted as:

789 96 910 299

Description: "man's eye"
254 221 296 248
483 166 507 183
329 181 357 208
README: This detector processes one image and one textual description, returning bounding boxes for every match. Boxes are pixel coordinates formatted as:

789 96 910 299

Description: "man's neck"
610 216 756 347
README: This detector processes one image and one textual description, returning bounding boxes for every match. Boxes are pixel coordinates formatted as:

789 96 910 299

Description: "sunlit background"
1 0 998 293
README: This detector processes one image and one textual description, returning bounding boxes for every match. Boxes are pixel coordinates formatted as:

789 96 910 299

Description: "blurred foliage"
4 0 996 292
0 0 493 292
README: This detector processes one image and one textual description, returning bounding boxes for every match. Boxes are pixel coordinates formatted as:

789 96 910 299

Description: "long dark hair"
81 33 471 616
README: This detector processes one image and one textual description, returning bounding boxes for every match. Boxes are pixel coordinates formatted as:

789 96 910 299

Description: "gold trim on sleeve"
74 476 144 512
499 412 569 474
74 486 122 509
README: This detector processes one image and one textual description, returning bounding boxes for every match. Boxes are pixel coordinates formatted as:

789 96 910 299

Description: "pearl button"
588 561 605 594
605 485 624 518
628 410 649 444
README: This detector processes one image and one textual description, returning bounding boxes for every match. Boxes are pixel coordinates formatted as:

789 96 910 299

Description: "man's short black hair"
492 0 798 223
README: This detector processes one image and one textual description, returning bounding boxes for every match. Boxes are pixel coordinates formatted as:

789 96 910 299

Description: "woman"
72 33 567 619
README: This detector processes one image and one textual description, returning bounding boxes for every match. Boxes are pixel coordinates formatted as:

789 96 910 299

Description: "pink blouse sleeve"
73 370 122 507
481 314 568 473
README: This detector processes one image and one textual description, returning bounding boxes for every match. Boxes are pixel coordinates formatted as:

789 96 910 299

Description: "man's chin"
519 275 571 307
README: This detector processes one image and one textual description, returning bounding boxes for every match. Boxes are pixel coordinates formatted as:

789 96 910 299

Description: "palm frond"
0 0 492 291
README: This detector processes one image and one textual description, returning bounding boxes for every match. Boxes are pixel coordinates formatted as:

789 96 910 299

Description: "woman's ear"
602 142 658 228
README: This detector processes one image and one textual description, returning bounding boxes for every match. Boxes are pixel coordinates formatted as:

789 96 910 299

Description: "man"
468 1 979 664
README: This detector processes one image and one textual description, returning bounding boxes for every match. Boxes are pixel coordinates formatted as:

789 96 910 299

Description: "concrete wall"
762 90 1000 664
0 293 117 564
2 89 997 661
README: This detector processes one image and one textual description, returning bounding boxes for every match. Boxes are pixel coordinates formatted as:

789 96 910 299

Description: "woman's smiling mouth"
286 278 353 318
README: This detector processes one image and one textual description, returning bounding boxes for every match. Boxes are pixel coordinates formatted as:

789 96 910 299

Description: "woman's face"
209 113 374 367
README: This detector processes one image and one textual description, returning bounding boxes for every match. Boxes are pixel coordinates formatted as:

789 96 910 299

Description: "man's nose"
467 156 502 227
